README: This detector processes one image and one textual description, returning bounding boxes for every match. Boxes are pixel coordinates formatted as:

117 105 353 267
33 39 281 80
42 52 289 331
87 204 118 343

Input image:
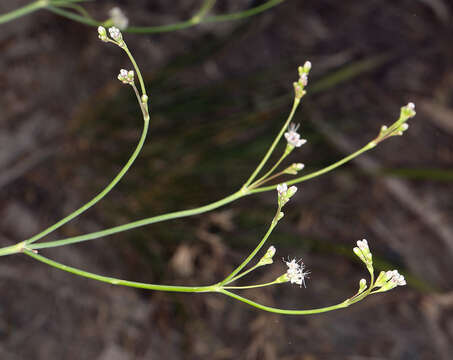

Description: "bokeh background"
1 0 453 359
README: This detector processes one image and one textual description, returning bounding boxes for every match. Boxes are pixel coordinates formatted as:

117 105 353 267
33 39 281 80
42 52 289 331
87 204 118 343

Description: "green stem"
24 250 216 293
226 263 261 284
250 151 288 189
127 0 286 33
204 0 285 23
223 280 281 290
0 0 45 24
249 171 285 189
220 211 279 285
250 141 376 193
123 45 147 99
29 191 243 250
47 5 99 26
243 98 300 188
221 289 350 315
26 140 378 250
1 0 284 31
0 242 25 257
25 119 149 245
52 2 93 20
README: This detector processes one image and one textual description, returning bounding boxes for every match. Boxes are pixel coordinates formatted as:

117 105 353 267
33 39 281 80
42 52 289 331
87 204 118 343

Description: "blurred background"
1 0 453 359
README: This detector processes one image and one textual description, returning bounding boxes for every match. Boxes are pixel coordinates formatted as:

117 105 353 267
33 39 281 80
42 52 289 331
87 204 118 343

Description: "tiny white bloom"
386 270 406 286
109 26 123 42
303 61 312 72
407 102 415 111
356 239 369 252
109 7 129 30
277 183 288 195
284 123 307 148
117 69 134 85
285 258 309 287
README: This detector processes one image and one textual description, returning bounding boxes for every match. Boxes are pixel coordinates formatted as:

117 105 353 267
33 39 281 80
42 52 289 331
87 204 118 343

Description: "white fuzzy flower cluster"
276 183 297 208
109 7 129 30
293 61 311 99
285 258 309 287
118 69 134 85
284 123 307 148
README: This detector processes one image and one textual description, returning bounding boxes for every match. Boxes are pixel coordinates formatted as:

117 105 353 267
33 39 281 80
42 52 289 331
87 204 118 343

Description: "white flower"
285 258 309 287
109 26 123 42
117 69 134 85
109 7 129 30
276 183 288 195
356 239 369 252
386 270 406 286
284 123 307 148
276 183 297 208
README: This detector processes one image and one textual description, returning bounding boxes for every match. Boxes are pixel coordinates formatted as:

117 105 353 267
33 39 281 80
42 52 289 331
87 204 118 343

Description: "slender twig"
243 98 300 188
24 250 217 293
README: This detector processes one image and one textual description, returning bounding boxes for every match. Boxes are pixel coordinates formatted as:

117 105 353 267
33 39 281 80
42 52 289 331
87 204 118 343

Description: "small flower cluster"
283 162 304 175
98 26 124 47
293 61 311 100
352 239 406 293
284 123 307 149
118 69 135 85
285 258 309 287
375 102 416 143
374 269 406 292
109 7 129 30
276 183 298 208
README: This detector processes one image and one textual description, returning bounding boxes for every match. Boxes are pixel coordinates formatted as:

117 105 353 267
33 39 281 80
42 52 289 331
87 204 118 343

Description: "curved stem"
226 263 261 284
203 0 285 23
0 0 45 24
250 141 376 193
223 280 281 290
220 210 279 285
26 140 379 251
123 45 147 99
24 250 216 293
25 119 149 245
0 0 284 33
29 191 243 250
221 289 350 315
46 5 98 26
250 151 288 189
243 98 300 188
127 0 286 33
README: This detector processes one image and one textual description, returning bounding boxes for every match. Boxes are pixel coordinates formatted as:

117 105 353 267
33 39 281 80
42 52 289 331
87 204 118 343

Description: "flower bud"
98 26 108 42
